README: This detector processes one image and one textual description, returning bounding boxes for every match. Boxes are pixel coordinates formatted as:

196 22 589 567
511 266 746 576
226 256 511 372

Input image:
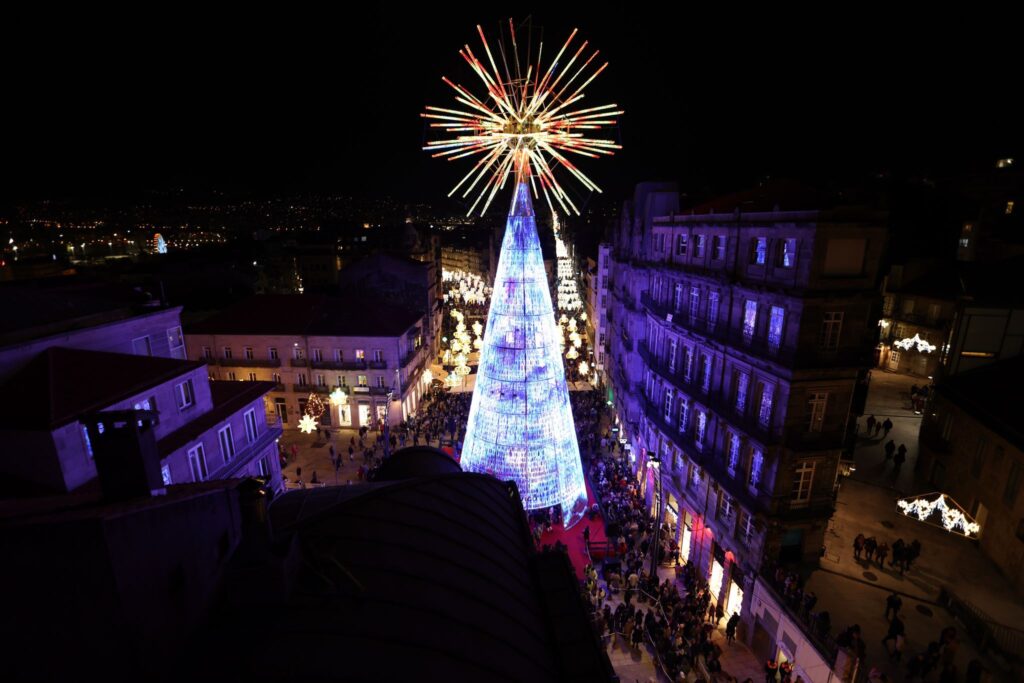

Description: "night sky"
3 10 1019 206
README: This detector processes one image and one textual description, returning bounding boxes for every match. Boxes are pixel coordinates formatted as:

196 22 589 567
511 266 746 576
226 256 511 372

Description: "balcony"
311 359 366 370
401 347 425 368
368 360 388 370
219 358 281 368
641 293 721 341
292 384 329 394
290 358 309 367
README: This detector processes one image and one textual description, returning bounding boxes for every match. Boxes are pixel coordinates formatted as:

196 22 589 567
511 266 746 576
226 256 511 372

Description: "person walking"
874 421 882 437
885 591 902 620
882 613 906 661
894 445 908 474
866 414 877 435
864 536 878 563
853 533 866 560
876 541 890 568
884 439 896 462
726 612 740 644
882 417 894 437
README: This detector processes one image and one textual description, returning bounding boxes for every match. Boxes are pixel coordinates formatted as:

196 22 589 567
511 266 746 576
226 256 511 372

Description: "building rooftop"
939 355 1024 451
190 469 613 682
0 278 165 347
0 347 204 431
187 294 423 337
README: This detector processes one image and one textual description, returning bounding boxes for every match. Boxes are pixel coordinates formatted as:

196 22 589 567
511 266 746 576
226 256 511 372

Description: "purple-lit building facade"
0 282 282 494
603 183 885 646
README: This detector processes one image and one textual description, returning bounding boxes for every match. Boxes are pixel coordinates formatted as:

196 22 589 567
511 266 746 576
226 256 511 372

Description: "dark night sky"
3 10 1019 207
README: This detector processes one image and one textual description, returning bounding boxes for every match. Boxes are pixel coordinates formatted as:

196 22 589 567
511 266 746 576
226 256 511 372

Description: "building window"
792 461 815 506
334 349 344 362
358 374 368 387
808 392 828 432
188 444 209 482
713 235 726 260
719 494 733 521
296 373 307 387
683 347 694 383
1006 200 1015 215
663 388 674 422
247 372 257 382
778 238 797 268
269 347 279 360
748 448 763 489
132 336 152 356
735 372 749 414
701 355 712 393
819 312 844 351
316 374 326 387
694 234 706 258
758 383 773 428
674 282 685 312
222 346 233 360
258 457 271 478
312 348 323 362
202 346 212 360
244 347 254 360
175 379 195 410
293 347 305 361
655 233 666 252
676 234 688 256
743 300 758 342
167 327 185 358
376 376 386 388
728 433 741 477
373 349 384 362
678 398 689 434
244 408 259 444
768 306 785 353
355 349 365 360
668 338 678 374
689 286 700 324
707 291 720 331
752 237 767 265
272 372 282 384
695 411 707 450
228 371 237 381
161 463 172 486
218 425 235 464
81 424 94 459
1003 463 1021 507
339 375 347 386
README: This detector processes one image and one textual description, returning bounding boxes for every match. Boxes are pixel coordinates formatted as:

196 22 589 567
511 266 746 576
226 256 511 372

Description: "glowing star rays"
298 414 318 435
423 19 623 216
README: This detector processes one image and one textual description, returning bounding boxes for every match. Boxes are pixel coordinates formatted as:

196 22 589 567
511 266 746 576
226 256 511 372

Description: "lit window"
694 235 706 258
674 282 685 312
678 398 689 434
663 388 674 422
695 411 707 449
743 300 758 342
161 464 172 486
758 383 773 428
735 372 749 414
768 306 785 353
752 237 767 265
1006 201 1015 215
668 338 678 374
81 424 94 459
355 349 365 360
676 234 688 256
358 374 368 387
689 286 700 325
707 291 720 331
713 235 726 260
779 238 797 268
748 448 763 489
727 433 741 477
701 355 712 393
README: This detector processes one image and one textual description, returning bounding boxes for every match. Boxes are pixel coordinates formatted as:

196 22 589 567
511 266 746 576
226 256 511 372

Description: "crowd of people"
853 534 922 575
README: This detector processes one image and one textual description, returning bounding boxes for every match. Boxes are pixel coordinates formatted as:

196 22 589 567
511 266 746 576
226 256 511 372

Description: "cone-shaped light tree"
460 181 588 527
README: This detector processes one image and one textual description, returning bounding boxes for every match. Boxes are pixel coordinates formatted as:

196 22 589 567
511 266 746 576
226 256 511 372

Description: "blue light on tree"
460 182 589 528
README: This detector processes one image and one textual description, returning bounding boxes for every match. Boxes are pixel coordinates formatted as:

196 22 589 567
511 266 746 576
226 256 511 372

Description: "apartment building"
186 294 430 430
606 183 885 639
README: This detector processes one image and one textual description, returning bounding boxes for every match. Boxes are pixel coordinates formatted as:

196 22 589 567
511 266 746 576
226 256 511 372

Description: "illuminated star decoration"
298 414 318 435
896 492 981 537
329 387 348 406
423 19 623 216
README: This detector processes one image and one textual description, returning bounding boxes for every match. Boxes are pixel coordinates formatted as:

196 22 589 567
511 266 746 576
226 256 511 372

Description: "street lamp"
648 451 663 578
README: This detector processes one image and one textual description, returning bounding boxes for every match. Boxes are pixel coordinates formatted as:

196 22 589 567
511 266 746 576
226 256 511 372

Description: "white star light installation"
896 492 981 537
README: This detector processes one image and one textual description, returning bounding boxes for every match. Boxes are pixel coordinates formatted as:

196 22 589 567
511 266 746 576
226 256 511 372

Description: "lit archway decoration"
896 492 981 537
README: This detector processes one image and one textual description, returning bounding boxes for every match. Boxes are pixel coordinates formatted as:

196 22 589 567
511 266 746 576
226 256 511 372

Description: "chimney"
82 410 165 501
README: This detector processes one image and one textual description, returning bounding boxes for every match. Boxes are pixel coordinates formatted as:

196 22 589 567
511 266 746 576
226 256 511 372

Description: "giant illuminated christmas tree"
422 20 622 527
459 181 588 526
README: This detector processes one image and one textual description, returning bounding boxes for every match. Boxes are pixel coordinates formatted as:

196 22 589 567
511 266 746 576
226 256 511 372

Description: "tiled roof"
187 294 422 337
0 347 204 430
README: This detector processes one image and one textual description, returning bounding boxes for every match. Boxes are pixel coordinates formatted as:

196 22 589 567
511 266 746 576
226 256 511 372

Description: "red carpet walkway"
537 477 611 579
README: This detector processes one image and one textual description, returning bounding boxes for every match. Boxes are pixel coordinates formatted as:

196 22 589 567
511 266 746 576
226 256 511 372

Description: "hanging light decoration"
298 414 318 434
305 392 326 419
579 360 590 376
329 387 348 406
566 346 579 360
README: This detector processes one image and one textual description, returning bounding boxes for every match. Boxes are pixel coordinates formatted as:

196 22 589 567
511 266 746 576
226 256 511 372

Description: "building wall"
0 306 186 382
186 327 430 430
878 292 954 377
918 395 1024 594
944 306 1024 376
